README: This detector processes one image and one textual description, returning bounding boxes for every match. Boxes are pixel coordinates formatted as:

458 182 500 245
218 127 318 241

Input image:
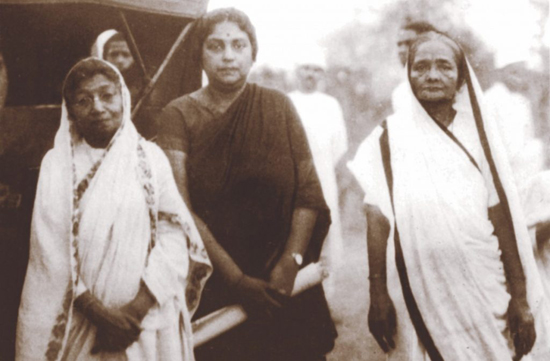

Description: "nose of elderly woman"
426 65 441 81
90 96 107 114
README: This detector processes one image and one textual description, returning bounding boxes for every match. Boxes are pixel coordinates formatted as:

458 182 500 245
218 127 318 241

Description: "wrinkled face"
202 21 254 89
105 40 134 72
397 29 417 67
70 74 123 148
296 64 324 93
410 40 459 103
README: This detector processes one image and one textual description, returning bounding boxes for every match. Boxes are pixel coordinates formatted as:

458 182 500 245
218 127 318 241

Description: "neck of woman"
421 99 457 128
84 135 110 149
205 81 247 113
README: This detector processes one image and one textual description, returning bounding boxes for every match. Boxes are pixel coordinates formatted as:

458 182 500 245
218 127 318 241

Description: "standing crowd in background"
2 4 550 361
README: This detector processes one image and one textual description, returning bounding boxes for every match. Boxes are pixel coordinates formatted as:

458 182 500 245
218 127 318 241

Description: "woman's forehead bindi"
208 22 247 40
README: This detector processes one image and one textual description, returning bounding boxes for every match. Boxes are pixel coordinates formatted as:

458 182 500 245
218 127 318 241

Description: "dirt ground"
323 188 387 361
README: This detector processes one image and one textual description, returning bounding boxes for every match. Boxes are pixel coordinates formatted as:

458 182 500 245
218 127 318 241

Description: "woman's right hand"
368 286 397 353
90 308 142 354
74 292 141 353
233 275 284 320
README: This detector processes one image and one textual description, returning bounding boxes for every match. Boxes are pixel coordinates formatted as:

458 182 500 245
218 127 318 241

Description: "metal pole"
118 11 149 81
131 22 194 119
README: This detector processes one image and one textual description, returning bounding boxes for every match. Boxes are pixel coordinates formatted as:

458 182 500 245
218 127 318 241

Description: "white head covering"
90 29 119 59
349 33 550 359
17 58 211 361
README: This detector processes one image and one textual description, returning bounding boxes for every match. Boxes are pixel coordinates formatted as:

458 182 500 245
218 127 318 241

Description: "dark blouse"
157 83 336 361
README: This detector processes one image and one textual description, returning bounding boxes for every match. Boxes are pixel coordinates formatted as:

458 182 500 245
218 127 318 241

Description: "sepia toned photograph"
1 0 549 360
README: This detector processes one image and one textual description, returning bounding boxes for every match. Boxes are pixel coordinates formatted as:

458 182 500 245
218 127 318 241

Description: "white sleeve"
142 145 189 305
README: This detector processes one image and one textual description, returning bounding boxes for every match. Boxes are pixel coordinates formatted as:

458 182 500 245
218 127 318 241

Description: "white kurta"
289 91 348 272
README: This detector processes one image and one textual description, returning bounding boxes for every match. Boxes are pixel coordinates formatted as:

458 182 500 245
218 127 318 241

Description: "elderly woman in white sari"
16 58 212 361
349 32 550 360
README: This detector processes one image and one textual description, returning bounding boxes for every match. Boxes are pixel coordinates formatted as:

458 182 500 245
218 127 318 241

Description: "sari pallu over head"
383 45 550 360
90 29 119 59
16 58 211 361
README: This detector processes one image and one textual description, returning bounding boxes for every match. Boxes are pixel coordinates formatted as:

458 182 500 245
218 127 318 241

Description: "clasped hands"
233 255 299 321
75 289 153 354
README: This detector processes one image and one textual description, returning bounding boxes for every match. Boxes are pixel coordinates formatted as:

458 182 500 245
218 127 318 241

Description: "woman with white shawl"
91 30 144 103
348 32 550 360
16 58 212 361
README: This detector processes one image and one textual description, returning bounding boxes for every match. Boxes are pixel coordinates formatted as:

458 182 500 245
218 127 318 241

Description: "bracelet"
368 273 386 281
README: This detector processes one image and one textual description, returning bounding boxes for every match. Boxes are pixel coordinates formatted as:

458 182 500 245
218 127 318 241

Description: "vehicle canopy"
0 0 207 168
0 4 207 356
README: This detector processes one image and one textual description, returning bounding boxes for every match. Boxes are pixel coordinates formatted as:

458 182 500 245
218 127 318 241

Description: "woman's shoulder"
251 83 291 106
139 139 172 171
159 91 213 130
349 123 385 170
163 93 199 113
40 148 63 171
140 138 167 158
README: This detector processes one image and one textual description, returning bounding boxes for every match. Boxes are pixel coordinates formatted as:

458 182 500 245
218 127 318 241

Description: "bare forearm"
193 214 244 286
127 282 156 321
164 149 244 286
489 203 527 300
282 207 318 257
164 150 192 206
365 204 391 293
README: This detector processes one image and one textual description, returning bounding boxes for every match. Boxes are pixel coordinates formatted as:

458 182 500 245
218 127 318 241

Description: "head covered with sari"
350 32 550 359
17 58 211 361
90 30 135 72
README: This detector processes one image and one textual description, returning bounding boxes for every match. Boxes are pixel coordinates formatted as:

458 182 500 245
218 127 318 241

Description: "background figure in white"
391 21 437 113
485 60 544 188
289 50 348 296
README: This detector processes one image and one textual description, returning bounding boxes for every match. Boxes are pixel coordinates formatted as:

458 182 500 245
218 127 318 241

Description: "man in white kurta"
289 58 348 294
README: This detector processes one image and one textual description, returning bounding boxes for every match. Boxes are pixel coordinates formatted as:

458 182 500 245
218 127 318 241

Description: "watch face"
292 253 303 266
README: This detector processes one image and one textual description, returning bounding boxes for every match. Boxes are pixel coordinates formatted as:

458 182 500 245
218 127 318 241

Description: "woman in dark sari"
157 7 337 361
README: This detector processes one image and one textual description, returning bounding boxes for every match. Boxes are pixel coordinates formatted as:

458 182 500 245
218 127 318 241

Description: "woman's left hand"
508 296 536 360
269 254 299 297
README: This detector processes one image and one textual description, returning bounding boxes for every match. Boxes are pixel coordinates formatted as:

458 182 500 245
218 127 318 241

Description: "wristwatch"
291 252 303 266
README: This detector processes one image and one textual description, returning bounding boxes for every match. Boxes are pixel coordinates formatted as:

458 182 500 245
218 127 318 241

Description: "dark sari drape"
188 84 329 276
160 83 336 360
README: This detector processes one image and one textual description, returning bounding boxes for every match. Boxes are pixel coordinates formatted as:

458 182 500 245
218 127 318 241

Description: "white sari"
349 62 550 360
16 59 212 361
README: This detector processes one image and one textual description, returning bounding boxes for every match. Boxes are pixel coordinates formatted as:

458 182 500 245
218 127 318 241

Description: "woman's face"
202 21 254 89
70 73 123 147
410 40 459 103
105 40 134 73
